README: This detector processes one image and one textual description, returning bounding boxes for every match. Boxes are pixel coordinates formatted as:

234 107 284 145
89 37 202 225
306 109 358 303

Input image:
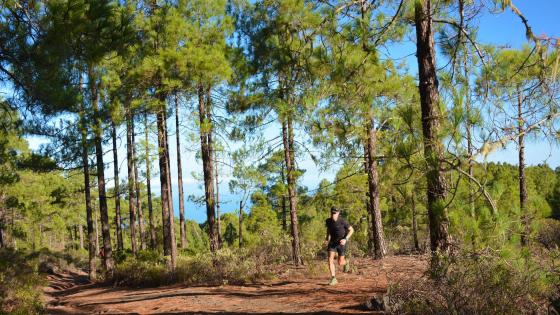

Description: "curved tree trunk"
175 94 187 249
414 0 450 257
111 122 124 251
198 85 218 252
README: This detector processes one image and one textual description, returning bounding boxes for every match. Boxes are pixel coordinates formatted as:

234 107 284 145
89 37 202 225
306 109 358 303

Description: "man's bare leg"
339 255 350 272
328 251 338 285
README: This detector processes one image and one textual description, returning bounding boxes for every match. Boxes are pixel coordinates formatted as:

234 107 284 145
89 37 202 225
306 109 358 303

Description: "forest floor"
42 255 427 315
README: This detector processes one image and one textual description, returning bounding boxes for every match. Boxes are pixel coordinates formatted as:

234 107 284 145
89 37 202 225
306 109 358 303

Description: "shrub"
386 249 556 314
114 247 275 287
0 249 45 315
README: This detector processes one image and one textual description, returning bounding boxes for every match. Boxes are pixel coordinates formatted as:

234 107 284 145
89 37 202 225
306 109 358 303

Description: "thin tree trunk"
463 49 477 249
0 200 5 248
198 85 218 252
518 87 529 247
363 145 375 257
163 103 177 258
282 117 302 265
365 121 387 259
215 150 222 248
111 122 124 251
79 87 96 279
126 104 138 255
94 202 99 256
90 67 114 276
414 0 450 256
175 94 187 249
411 192 420 251
145 112 157 250
281 162 287 231
132 120 146 251
157 92 177 268
239 201 243 248
79 224 84 250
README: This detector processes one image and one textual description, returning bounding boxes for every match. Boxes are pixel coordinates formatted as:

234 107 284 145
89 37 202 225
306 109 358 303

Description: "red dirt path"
43 255 426 315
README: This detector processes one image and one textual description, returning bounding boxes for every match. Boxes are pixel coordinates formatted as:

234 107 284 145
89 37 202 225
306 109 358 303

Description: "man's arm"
340 226 354 245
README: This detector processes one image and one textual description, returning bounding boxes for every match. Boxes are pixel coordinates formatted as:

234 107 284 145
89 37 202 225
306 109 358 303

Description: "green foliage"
387 249 557 314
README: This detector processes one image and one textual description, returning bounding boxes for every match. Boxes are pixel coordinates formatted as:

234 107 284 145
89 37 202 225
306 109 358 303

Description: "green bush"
114 247 275 287
0 249 45 315
386 250 556 314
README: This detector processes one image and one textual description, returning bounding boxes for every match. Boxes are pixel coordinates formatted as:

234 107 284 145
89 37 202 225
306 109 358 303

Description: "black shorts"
327 241 346 256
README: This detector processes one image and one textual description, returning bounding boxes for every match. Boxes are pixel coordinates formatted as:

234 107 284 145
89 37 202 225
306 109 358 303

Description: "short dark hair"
330 206 340 214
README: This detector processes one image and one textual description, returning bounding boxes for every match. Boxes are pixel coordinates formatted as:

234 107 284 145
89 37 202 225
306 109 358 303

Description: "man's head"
330 206 340 220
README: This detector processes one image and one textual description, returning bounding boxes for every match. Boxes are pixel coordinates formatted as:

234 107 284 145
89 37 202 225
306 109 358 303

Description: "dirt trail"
43 255 426 315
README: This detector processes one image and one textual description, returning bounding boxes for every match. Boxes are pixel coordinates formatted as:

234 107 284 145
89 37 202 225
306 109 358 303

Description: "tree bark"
281 162 287 231
215 150 222 248
411 192 420 251
126 103 138 255
0 199 5 248
79 98 96 280
90 67 114 277
282 118 302 265
175 94 187 249
79 224 84 250
414 0 450 255
111 122 124 251
157 92 177 268
132 120 146 251
365 121 387 259
198 85 219 252
518 87 529 247
144 112 157 250
239 201 243 248
463 50 477 249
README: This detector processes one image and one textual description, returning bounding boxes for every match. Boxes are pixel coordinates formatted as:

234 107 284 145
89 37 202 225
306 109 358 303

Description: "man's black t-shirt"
326 217 350 243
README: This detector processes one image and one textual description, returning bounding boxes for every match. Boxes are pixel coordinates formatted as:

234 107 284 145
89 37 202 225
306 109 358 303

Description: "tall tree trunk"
175 94 187 249
463 50 477 249
94 203 99 255
365 120 387 259
79 96 96 280
0 200 5 248
157 92 177 268
198 85 218 252
239 201 243 248
144 112 157 250
132 120 146 251
126 104 138 255
90 67 114 277
163 103 177 257
518 87 529 247
363 145 375 257
281 162 287 231
215 150 222 248
414 0 450 256
411 192 420 251
282 117 302 265
111 122 124 251
79 224 84 250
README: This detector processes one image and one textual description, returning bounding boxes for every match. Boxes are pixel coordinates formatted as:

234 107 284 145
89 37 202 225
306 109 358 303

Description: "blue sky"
25 1 560 223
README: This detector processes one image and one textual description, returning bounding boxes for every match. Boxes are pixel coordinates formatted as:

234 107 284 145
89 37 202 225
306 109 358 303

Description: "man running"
325 206 354 285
